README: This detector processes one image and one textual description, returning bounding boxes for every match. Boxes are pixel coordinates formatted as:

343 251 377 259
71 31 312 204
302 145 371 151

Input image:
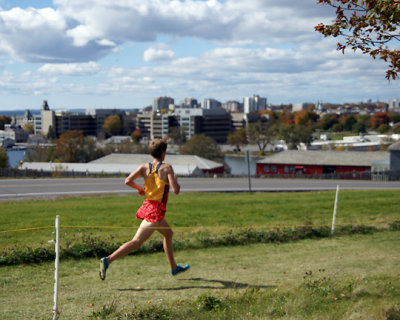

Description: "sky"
0 0 399 111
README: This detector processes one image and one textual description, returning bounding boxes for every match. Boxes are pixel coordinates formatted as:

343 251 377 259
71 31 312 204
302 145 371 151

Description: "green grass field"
1 190 399 249
1 190 400 319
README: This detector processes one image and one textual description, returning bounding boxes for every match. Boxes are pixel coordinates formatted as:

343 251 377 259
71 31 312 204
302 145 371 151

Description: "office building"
244 95 267 113
202 98 221 110
153 96 174 111
180 97 199 108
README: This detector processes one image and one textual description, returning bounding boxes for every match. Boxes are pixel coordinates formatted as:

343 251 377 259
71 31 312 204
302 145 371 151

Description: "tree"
104 140 148 155
389 112 400 124
279 112 295 124
24 146 56 162
376 123 390 133
23 123 34 134
55 131 105 163
278 124 314 150
352 114 371 133
227 128 248 147
55 130 85 162
341 114 357 131
103 115 122 136
168 127 187 145
131 129 142 142
370 112 389 129
0 115 11 130
320 114 339 131
0 147 9 168
294 110 319 126
315 0 400 79
47 125 56 140
247 121 276 153
179 134 223 162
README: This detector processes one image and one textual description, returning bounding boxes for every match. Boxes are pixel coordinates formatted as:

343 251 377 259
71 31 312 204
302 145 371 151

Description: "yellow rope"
0 219 396 234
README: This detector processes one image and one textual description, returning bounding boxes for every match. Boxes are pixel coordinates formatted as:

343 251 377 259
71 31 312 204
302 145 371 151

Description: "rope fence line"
1 219 398 234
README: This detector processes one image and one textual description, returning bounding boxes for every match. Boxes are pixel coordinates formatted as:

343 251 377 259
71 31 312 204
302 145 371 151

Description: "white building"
153 96 174 111
180 97 198 108
389 99 400 110
292 102 313 112
202 98 221 110
243 95 267 114
222 101 243 113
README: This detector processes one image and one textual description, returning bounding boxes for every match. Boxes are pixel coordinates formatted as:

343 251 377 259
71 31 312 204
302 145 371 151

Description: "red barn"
257 150 389 178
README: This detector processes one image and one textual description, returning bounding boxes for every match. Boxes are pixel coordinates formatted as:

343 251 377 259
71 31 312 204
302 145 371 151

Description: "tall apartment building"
180 97 198 108
136 113 152 139
202 98 221 110
150 113 170 140
137 108 232 143
222 101 243 113
137 111 187 141
153 96 174 111
36 100 56 136
389 99 400 111
243 95 267 114
173 108 231 143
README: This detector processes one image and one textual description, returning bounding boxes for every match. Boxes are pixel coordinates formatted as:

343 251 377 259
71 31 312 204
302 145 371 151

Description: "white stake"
53 215 60 320
331 185 339 235
246 150 252 192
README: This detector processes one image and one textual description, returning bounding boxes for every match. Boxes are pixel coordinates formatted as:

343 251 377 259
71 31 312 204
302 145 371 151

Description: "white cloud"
0 0 398 109
38 61 101 75
0 0 333 63
143 47 175 62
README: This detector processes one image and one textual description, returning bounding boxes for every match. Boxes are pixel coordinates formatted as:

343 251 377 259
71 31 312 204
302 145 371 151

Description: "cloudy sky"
0 0 399 111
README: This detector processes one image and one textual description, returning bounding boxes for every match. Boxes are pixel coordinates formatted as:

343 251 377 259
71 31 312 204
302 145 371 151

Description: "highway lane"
1 177 400 200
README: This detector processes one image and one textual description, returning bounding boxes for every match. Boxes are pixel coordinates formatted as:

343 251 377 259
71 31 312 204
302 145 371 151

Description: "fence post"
53 215 60 320
246 150 252 192
331 185 339 236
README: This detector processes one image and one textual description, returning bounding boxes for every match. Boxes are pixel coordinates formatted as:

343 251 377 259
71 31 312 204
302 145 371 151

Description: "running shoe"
171 264 190 276
99 257 109 280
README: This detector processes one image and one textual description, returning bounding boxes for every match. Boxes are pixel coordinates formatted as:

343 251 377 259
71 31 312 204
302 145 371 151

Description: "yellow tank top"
144 162 169 205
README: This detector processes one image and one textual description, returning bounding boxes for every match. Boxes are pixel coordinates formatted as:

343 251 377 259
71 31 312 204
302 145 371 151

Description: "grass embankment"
1 190 400 319
1 190 399 248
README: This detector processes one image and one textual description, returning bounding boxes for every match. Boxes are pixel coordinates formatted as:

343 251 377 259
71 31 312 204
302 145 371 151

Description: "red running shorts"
136 200 166 223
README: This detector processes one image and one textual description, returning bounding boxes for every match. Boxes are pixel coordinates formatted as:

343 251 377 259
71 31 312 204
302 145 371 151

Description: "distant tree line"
5 109 400 165
228 110 400 153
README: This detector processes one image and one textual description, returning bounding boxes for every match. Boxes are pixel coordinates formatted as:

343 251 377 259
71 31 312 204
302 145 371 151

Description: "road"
1 177 400 201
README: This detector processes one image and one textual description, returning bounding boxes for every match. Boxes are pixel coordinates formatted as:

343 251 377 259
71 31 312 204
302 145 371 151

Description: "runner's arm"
167 166 180 194
125 164 145 195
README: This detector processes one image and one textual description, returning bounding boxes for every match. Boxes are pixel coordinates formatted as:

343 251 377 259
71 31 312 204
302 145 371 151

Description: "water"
224 155 262 176
6 149 26 168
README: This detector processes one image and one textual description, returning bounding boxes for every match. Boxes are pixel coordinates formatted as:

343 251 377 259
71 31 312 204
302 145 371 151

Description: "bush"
196 294 222 311
389 221 400 231
0 224 397 266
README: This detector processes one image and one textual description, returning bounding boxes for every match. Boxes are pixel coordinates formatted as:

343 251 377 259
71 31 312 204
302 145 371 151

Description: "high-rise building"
180 97 198 108
222 101 243 113
243 95 267 113
202 98 221 110
153 96 174 111
173 108 231 143
389 99 400 110
39 100 56 136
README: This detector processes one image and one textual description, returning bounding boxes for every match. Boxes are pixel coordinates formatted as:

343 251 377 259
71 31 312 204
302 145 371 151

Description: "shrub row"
1 222 398 266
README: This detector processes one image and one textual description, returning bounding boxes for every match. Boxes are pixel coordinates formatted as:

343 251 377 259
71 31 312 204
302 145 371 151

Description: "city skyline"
0 0 399 111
